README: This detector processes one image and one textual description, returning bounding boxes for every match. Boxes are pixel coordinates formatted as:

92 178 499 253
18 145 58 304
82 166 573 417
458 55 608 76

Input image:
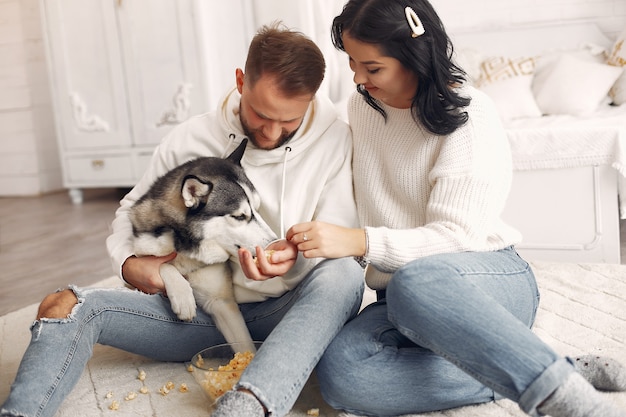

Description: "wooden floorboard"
0 188 126 315
1 187 626 316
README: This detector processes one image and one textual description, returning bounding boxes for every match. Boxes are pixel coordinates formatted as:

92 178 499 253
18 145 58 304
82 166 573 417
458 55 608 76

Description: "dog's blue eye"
232 214 247 221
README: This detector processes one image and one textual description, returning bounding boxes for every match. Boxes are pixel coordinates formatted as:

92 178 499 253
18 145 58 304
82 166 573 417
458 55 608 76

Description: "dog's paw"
160 264 197 321
163 279 197 321
170 295 197 321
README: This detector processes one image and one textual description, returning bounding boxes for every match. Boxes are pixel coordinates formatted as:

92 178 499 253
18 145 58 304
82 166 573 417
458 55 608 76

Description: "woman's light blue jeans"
317 247 575 417
1 257 364 417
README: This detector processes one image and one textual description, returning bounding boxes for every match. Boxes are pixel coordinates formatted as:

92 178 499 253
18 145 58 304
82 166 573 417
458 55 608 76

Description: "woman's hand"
238 239 298 281
121 252 177 293
286 221 366 259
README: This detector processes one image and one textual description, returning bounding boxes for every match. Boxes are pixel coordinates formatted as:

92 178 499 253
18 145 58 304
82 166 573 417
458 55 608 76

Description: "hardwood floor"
1 188 626 316
0 188 126 316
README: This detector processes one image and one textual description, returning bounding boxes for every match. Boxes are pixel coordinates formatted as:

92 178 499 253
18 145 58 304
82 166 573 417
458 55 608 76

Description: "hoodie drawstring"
279 146 292 239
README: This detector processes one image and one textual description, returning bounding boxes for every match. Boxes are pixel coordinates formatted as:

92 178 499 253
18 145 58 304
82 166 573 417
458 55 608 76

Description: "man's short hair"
245 22 325 98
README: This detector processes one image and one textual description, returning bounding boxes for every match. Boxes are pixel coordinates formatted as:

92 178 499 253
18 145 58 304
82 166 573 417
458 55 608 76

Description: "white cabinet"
40 0 208 203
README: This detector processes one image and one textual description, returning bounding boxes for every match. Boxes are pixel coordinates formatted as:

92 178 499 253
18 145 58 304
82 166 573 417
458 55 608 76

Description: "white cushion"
532 46 606 92
480 75 542 121
533 54 623 116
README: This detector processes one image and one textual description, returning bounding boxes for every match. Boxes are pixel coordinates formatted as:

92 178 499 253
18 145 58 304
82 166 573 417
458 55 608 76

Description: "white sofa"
451 22 626 264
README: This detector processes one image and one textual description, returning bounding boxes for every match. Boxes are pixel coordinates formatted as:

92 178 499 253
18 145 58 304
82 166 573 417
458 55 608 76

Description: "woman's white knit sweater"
349 85 522 290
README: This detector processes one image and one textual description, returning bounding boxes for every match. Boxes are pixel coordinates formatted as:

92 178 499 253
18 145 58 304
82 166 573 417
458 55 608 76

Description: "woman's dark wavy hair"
331 0 470 135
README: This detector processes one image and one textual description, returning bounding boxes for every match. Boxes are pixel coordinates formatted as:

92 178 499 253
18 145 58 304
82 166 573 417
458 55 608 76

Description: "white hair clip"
405 6 425 38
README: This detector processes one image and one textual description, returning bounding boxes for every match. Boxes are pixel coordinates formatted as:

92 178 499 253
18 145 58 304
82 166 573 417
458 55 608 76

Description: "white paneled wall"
0 0 61 196
0 0 624 196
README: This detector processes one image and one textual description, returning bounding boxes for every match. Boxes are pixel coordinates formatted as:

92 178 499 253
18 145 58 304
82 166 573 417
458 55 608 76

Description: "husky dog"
129 139 276 352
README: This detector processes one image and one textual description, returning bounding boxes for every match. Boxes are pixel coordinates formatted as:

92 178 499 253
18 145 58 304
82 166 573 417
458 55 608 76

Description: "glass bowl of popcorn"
190 341 262 404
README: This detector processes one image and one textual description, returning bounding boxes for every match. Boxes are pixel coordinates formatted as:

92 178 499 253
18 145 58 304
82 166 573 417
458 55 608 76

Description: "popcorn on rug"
104 368 189 411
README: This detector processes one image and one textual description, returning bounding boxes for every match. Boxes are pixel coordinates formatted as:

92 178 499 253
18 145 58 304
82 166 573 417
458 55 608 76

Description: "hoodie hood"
218 87 340 166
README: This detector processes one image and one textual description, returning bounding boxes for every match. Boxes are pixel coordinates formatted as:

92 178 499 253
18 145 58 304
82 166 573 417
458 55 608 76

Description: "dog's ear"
226 138 248 166
181 175 213 210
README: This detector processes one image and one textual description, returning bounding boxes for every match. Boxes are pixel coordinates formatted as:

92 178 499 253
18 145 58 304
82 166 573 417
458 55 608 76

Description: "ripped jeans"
1 257 364 417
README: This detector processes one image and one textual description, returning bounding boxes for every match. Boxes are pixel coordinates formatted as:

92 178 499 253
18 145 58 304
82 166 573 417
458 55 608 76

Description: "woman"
286 0 626 416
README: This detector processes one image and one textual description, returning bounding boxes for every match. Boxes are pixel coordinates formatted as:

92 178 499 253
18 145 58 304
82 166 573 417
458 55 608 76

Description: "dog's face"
130 139 277 265
179 171 276 264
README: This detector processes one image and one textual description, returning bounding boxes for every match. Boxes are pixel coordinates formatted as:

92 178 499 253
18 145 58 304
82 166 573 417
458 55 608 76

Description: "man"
1 24 363 417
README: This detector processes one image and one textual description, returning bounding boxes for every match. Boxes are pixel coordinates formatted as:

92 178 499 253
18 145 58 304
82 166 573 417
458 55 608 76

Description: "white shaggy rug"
1 261 626 417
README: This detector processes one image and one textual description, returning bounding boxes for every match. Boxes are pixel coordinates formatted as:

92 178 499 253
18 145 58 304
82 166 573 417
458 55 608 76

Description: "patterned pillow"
475 56 537 87
474 56 542 121
608 28 626 105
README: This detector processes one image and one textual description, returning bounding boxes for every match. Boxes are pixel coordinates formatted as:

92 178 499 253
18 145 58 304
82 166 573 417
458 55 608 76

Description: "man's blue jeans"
1 257 364 417
317 247 574 417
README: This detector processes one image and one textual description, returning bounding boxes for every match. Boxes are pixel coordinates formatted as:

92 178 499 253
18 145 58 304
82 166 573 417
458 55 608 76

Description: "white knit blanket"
1 261 625 416
506 104 626 173
505 104 626 220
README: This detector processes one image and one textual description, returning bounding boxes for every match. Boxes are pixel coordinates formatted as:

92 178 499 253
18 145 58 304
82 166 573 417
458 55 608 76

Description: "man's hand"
121 252 177 293
238 239 298 281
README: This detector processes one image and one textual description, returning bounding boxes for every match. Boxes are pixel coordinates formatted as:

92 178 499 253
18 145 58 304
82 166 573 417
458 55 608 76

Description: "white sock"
574 355 626 391
537 372 624 417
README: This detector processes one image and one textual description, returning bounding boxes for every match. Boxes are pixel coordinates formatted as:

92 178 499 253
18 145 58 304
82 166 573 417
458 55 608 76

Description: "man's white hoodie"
106 87 358 303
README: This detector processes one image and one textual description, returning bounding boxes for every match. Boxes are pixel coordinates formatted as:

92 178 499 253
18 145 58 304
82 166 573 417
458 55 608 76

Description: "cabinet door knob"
91 159 105 170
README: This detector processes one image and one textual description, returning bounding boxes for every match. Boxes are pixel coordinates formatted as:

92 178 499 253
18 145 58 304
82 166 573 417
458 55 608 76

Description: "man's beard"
240 107 299 150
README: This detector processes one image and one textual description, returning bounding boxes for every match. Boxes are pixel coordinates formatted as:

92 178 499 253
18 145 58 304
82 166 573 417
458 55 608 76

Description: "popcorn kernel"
124 391 137 401
254 250 276 265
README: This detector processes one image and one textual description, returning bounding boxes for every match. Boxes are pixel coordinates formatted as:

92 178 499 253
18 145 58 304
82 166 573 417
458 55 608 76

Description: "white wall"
435 0 626 39
0 0 624 196
0 0 62 196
